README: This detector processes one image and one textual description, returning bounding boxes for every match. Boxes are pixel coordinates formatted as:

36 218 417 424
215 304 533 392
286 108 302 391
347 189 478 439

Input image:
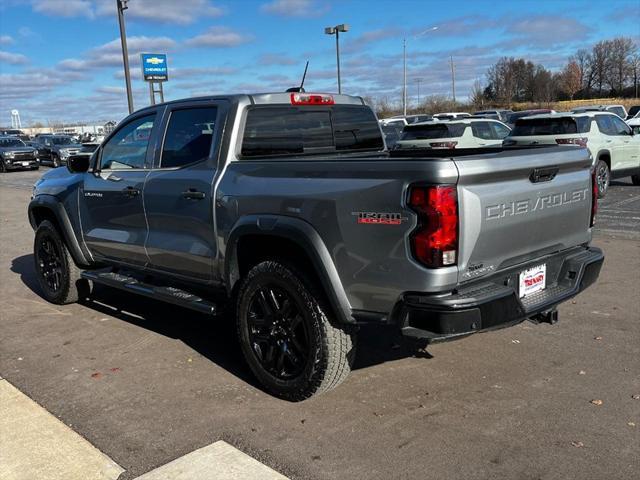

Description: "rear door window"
471 122 494 140
595 115 616 135
491 122 511 139
401 123 466 140
161 107 218 168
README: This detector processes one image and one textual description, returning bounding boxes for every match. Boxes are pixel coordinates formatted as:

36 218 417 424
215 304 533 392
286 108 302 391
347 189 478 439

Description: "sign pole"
149 82 155 105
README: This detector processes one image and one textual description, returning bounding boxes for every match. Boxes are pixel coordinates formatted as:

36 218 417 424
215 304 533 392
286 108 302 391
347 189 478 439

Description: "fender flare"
225 215 354 324
28 195 92 267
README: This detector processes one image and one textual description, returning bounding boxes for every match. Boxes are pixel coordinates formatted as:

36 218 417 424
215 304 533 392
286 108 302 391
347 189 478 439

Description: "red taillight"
408 185 458 268
429 141 458 149
590 168 598 227
556 137 588 147
290 93 334 105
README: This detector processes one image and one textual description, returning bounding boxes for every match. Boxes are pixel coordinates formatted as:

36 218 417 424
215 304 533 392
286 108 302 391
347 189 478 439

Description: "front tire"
595 159 609 198
236 261 356 401
34 220 90 304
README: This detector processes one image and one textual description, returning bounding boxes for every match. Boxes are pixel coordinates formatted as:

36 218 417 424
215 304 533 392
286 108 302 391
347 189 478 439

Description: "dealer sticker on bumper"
519 264 546 298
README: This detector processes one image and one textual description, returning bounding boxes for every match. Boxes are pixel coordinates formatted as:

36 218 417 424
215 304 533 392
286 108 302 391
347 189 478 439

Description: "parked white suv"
572 104 628 119
395 118 511 150
504 112 640 197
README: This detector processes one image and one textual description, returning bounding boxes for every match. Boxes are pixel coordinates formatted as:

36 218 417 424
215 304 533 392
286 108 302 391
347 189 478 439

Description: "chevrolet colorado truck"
0 136 39 171
29 92 604 401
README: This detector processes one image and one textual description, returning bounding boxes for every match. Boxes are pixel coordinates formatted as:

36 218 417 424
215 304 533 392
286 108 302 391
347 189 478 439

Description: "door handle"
182 189 206 200
122 186 140 197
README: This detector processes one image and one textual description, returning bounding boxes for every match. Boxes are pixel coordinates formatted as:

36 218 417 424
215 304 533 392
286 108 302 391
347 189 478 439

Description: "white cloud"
60 36 177 71
261 0 327 17
32 0 95 18
184 26 252 48
30 0 223 24
0 35 14 45
0 50 29 65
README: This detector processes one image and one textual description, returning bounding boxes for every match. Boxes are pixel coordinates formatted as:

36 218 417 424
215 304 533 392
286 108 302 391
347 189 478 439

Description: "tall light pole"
403 26 437 116
450 55 456 103
325 24 349 94
117 0 134 114
402 38 407 115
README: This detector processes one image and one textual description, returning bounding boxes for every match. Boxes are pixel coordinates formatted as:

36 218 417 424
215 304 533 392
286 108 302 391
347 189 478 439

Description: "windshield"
52 137 74 145
401 123 466 140
0 138 25 147
628 106 640 117
510 117 590 136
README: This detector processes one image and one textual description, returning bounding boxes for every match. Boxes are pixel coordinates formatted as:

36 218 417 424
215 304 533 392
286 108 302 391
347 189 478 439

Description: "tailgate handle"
530 167 559 183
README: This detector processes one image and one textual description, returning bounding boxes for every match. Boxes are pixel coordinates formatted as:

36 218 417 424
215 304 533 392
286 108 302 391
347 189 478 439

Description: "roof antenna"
286 60 309 93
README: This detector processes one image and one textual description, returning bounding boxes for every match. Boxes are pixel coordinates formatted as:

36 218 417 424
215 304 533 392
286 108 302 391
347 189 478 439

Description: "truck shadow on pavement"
11 254 433 389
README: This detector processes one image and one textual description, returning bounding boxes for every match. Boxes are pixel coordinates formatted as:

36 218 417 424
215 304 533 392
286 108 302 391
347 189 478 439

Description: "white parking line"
0 379 124 480
133 441 289 480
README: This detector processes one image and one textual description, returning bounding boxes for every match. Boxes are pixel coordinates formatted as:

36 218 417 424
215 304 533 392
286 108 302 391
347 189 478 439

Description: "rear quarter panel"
217 158 458 313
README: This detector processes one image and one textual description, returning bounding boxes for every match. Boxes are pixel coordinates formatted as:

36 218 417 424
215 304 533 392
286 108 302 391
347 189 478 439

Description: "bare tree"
469 79 486 108
605 37 636 94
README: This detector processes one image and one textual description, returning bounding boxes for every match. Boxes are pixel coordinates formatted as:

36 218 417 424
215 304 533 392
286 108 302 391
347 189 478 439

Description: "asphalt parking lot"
1 167 639 479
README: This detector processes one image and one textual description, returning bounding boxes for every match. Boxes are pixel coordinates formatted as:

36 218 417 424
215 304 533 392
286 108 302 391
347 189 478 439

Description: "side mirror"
67 154 90 174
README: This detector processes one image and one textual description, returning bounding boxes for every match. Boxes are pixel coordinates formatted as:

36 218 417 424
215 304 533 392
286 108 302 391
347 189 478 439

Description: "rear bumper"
396 246 604 342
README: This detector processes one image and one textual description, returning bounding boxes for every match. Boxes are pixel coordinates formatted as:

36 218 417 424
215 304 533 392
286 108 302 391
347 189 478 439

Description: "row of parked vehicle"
0 131 100 172
380 104 640 197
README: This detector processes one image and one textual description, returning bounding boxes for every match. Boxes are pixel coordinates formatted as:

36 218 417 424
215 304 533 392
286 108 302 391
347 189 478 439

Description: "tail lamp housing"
408 185 458 268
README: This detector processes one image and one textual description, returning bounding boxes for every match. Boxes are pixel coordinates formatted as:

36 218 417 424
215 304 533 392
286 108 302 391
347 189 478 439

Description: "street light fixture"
403 26 438 116
116 0 134 114
325 24 349 94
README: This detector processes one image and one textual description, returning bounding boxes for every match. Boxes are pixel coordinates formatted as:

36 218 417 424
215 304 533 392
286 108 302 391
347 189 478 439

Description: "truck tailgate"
455 146 593 284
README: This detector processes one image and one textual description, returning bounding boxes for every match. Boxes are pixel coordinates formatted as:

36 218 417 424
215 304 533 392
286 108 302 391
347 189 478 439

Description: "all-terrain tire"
34 220 90 304
236 261 356 401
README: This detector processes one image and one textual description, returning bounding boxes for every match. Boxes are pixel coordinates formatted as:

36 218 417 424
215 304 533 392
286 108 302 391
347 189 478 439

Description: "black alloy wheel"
36 233 64 293
246 285 310 380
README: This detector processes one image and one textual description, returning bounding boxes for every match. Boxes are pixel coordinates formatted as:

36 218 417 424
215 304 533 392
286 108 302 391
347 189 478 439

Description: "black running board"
81 270 217 315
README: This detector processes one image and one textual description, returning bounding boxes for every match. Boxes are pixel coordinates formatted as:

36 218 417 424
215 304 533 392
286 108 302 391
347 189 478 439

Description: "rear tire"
236 261 356 401
595 159 609 198
34 220 90 304
632 174 640 186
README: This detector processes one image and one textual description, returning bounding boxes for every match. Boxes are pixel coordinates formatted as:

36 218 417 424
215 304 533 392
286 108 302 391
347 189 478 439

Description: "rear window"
241 105 383 157
607 106 625 118
401 123 466 140
510 117 590 136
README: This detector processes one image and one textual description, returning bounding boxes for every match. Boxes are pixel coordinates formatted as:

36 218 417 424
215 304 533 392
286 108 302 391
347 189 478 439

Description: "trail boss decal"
352 212 408 225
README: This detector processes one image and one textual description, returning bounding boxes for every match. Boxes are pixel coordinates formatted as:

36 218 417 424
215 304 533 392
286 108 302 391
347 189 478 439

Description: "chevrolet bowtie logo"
146 57 164 65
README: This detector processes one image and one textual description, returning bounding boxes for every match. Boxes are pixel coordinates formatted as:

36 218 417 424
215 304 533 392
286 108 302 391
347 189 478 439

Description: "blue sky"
1 0 639 125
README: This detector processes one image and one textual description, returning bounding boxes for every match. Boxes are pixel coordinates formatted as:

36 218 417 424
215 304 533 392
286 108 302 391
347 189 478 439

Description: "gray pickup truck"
29 92 604 400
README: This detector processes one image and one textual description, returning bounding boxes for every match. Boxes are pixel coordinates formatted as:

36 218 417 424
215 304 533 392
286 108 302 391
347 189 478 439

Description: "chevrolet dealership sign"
141 53 168 81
